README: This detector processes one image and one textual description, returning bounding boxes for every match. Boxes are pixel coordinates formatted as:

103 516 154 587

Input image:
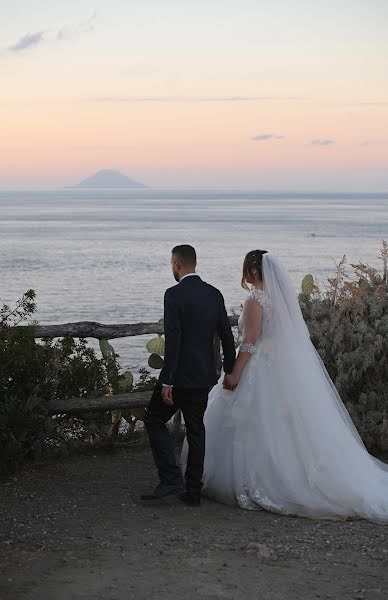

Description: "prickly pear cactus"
148 353 164 369
301 274 314 295
117 371 134 393
146 335 165 357
99 339 116 361
146 334 165 370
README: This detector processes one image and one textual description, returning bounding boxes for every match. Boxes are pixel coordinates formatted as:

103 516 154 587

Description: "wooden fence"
33 317 238 415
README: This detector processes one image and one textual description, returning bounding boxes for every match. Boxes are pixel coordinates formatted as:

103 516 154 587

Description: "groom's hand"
162 385 174 406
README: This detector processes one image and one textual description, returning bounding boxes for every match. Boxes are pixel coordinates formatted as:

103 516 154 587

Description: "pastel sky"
1 0 388 190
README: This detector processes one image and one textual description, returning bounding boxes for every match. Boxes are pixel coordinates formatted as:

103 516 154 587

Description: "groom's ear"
172 255 181 270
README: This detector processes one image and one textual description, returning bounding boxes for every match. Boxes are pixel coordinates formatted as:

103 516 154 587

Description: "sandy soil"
1 446 388 600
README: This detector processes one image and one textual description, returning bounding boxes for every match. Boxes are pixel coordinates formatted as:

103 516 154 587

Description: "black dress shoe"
178 492 201 507
140 487 183 502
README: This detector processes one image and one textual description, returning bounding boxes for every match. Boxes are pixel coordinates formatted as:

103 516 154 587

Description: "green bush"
0 291 109 473
299 241 388 451
0 292 161 471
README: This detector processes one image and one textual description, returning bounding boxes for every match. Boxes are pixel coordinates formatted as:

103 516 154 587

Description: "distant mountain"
70 169 148 189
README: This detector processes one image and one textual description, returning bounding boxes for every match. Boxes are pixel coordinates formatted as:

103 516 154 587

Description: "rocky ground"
1 446 388 600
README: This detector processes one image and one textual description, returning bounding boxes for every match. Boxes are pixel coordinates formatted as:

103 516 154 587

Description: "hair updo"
241 249 268 290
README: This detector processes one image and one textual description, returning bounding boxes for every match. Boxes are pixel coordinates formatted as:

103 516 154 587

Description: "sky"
0 0 388 190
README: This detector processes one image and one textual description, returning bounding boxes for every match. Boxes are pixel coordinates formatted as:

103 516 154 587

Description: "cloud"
351 101 388 107
0 144 135 152
70 144 136 151
251 133 284 141
4 13 96 55
86 95 305 104
56 12 96 41
360 138 388 147
7 31 46 52
82 96 388 107
311 139 334 146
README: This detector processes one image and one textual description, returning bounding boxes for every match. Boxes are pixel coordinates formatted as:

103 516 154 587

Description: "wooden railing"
34 320 165 340
32 317 238 415
48 390 153 415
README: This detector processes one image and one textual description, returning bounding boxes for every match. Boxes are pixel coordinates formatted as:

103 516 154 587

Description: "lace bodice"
246 289 271 312
247 288 267 304
238 289 273 366
238 289 269 344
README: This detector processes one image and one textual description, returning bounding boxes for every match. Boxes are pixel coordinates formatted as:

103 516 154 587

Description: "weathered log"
34 321 164 339
48 391 152 415
30 316 239 340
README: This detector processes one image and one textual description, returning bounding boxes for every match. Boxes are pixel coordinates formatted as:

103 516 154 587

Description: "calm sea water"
1 189 387 371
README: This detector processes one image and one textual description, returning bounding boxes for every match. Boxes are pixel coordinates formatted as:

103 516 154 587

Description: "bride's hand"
223 373 239 391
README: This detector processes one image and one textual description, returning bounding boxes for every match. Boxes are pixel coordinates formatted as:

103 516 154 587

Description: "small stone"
242 542 277 561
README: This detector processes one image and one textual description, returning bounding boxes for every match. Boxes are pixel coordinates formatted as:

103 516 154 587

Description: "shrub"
299 241 388 451
0 291 109 473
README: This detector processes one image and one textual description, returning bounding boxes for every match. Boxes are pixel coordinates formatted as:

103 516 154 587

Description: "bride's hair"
241 249 268 290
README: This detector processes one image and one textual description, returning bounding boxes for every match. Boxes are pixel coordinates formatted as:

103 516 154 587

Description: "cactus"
146 335 165 370
117 371 134 394
99 339 116 361
145 334 183 436
148 353 165 369
99 339 134 438
99 339 134 393
99 339 120 392
146 334 165 356
301 274 315 295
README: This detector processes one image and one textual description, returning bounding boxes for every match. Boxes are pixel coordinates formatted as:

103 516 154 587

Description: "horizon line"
0 186 387 195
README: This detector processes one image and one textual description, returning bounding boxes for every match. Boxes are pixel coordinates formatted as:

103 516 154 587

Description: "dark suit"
144 274 235 499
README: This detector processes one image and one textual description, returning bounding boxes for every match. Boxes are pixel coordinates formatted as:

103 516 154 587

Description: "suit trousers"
144 385 209 499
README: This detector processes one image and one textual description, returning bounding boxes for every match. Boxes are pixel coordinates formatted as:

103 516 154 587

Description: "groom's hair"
172 244 197 267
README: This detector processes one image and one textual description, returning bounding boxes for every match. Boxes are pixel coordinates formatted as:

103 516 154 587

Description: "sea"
1 189 387 372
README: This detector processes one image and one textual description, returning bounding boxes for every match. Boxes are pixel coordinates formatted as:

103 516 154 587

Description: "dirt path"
1 447 388 600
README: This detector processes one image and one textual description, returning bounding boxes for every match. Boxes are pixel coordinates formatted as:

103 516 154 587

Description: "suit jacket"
159 275 236 388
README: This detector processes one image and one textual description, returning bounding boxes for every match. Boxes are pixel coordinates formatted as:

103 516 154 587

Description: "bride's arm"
224 298 262 389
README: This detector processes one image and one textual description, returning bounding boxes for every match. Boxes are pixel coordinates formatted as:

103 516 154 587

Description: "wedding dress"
185 253 388 522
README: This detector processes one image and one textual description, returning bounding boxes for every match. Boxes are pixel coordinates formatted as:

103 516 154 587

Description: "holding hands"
223 372 239 391
162 385 174 406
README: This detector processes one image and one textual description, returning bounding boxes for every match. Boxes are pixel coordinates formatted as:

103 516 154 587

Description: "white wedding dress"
184 253 388 523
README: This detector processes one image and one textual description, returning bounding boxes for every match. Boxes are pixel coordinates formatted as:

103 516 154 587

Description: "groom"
142 245 235 506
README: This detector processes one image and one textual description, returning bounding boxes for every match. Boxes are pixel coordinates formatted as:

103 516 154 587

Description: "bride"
187 250 388 523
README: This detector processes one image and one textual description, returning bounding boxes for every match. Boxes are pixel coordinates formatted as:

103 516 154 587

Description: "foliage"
0 295 166 471
133 367 158 392
146 334 165 370
299 241 388 451
0 291 109 474
119 368 158 436
144 333 182 436
99 339 134 395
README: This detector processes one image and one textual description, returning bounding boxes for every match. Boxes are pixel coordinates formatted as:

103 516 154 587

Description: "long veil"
261 252 370 450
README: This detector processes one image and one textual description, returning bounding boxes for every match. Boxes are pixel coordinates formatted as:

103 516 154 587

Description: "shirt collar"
179 272 199 283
